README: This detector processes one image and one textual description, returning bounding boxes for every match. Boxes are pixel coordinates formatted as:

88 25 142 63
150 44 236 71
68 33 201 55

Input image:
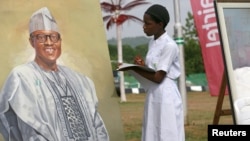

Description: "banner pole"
173 0 188 125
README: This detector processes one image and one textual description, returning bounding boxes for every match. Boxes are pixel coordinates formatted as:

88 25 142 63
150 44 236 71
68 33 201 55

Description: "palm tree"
101 0 150 102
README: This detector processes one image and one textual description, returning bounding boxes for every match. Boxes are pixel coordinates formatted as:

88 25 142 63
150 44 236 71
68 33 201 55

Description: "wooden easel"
212 71 232 124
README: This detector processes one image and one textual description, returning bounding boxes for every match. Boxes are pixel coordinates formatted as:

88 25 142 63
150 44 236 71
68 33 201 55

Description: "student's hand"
134 55 145 66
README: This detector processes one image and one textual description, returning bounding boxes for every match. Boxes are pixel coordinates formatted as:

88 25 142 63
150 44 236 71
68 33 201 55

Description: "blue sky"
101 0 192 39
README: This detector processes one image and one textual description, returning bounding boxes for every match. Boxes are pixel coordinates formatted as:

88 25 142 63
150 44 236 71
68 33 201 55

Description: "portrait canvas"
215 1 250 124
0 0 124 140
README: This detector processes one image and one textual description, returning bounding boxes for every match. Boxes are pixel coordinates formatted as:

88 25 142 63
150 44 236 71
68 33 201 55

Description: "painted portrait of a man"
0 1 124 141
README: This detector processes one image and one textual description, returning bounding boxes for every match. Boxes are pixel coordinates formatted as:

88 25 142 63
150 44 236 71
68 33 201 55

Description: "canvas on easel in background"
215 0 250 124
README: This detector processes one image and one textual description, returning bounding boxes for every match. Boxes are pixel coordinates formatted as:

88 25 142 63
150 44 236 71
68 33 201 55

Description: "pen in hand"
134 55 145 66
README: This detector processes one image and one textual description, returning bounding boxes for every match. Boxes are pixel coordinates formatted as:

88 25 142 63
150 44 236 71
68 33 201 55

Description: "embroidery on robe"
32 62 91 140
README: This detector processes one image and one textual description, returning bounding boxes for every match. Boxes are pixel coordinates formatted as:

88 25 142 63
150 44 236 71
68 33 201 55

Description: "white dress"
0 61 109 141
131 32 185 141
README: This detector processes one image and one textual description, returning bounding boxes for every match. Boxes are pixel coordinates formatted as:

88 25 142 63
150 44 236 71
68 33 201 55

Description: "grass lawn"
119 91 234 141
0 91 233 141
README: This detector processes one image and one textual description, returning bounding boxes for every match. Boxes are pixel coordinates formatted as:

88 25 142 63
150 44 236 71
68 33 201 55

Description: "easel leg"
213 71 230 124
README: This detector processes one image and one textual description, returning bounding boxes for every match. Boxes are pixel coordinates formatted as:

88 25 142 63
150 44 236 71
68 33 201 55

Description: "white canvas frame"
215 2 250 124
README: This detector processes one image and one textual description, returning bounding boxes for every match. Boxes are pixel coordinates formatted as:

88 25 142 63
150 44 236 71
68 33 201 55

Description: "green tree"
122 44 136 63
108 44 118 61
182 12 204 76
108 44 136 69
108 44 118 70
134 44 148 59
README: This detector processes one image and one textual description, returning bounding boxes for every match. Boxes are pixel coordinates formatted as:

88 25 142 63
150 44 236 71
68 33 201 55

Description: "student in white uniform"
119 4 185 141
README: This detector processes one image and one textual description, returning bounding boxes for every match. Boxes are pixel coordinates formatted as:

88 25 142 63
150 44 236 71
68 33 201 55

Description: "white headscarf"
29 7 59 34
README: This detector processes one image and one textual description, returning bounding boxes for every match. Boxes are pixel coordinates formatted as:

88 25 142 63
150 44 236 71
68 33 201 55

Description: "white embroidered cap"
29 7 59 34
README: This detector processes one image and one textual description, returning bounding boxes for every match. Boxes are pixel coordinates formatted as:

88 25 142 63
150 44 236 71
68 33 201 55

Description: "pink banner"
190 0 226 96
